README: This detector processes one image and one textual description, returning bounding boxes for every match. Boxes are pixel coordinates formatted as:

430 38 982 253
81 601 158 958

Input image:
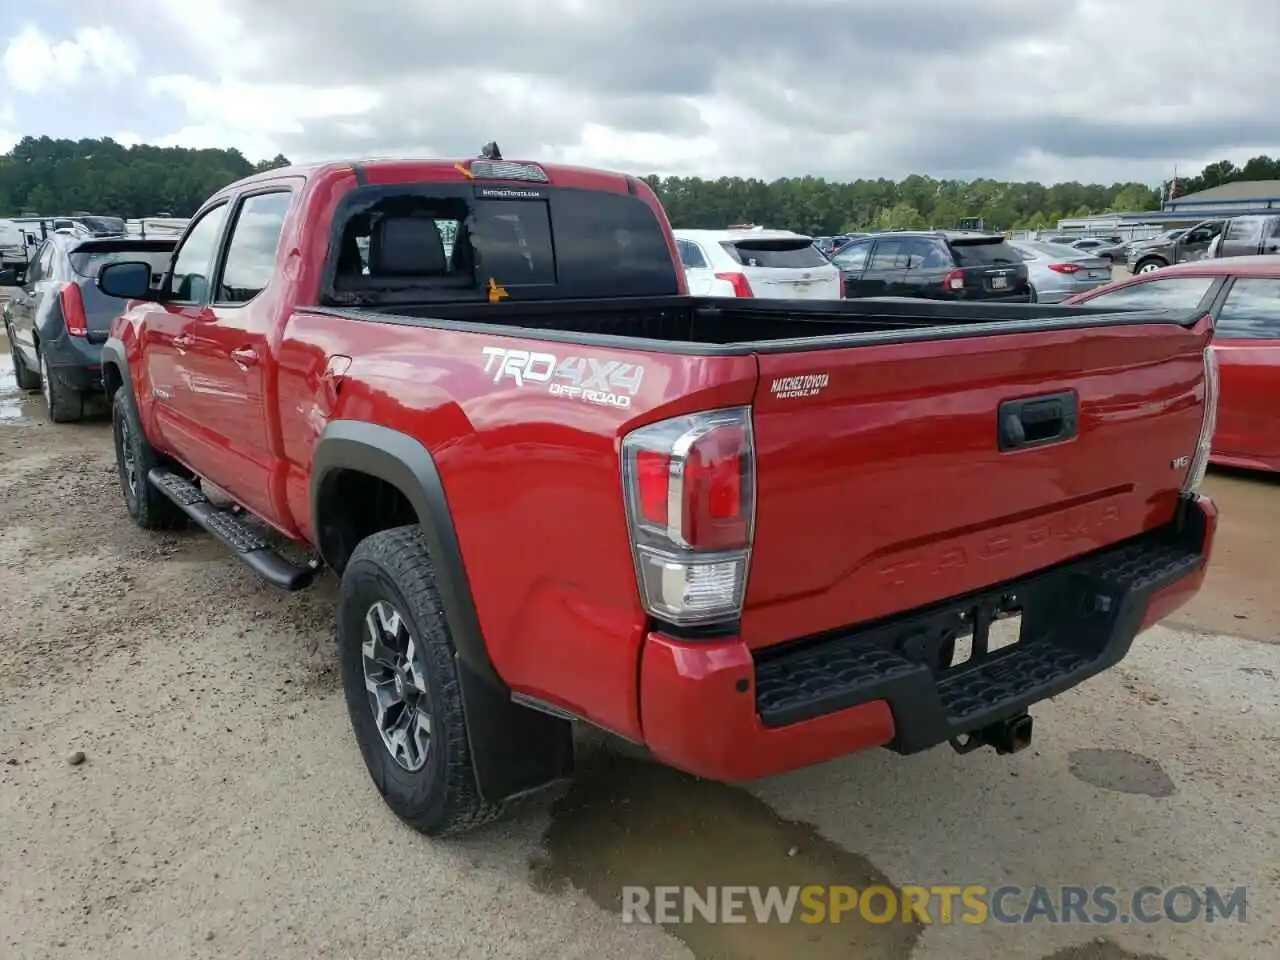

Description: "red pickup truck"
94 151 1219 837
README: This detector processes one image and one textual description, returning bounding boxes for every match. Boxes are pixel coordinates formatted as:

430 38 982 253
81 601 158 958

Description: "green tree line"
2 135 1277 234
644 154 1280 235
0 136 290 219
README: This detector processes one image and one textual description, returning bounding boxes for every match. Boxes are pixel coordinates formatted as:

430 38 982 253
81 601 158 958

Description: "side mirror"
0 267 16 286
98 260 159 301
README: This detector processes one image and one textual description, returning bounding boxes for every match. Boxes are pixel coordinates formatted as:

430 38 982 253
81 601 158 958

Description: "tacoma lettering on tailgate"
480 346 645 409
876 502 1124 587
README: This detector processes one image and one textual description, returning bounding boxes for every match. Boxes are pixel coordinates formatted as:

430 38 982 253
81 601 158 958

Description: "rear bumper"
638 495 1216 781
41 334 104 391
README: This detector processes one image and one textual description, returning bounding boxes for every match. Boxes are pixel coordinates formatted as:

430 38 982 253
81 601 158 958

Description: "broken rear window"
328 184 679 303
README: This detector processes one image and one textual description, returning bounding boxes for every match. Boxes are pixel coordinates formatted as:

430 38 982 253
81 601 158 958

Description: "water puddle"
533 750 922 960
0 348 39 422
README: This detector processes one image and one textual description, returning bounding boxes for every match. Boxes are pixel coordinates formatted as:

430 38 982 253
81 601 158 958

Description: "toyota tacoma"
92 150 1219 836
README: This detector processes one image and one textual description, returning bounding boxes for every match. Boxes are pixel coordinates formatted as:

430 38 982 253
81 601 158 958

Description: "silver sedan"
1011 240 1113 303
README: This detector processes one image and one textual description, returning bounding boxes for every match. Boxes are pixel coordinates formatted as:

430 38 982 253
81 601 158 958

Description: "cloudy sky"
2 0 1278 186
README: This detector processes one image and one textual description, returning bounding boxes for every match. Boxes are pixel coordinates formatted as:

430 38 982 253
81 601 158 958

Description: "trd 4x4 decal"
480 346 645 409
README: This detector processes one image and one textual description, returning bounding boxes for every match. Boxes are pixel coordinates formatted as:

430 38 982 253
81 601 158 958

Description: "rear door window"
720 238 827 269
904 237 950 268
867 238 910 270
677 240 709 269
1214 278 1280 339
1224 218 1260 242
948 238 1023 267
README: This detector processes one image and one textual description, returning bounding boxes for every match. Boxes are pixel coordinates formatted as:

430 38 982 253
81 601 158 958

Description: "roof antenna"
480 141 502 160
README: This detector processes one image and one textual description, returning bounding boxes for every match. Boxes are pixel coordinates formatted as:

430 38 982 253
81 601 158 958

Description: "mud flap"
455 656 575 803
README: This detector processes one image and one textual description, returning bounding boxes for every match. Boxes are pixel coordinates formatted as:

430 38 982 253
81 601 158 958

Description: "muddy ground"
1 334 1278 960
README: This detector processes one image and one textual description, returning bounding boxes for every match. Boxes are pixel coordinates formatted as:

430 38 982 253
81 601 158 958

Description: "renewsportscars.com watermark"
621 884 1247 926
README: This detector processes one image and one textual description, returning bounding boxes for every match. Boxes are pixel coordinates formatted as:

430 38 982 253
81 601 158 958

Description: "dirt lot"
2 332 1278 960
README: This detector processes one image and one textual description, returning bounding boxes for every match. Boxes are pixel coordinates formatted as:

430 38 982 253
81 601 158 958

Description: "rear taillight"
621 407 756 626
60 284 88 337
1048 263 1081 274
835 269 846 298
942 269 965 292
1181 346 1218 497
714 271 754 298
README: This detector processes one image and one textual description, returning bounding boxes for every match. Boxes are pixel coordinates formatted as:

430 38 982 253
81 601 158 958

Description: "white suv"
674 227 843 299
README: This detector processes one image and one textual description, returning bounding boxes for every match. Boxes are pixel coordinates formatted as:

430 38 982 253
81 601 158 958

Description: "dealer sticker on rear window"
480 345 644 409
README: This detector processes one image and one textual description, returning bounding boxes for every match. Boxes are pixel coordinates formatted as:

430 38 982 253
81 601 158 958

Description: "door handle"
230 346 259 369
998 391 1078 451
173 333 193 351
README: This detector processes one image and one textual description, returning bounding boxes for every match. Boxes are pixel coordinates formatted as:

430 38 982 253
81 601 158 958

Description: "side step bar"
148 468 316 591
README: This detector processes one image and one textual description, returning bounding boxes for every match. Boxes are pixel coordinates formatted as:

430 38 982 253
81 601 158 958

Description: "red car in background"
1066 256 1280 472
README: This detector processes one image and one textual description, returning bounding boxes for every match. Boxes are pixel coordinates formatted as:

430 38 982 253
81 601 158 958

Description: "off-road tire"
338 525 506 837
111 388 186 530
8 337 41 391
1134 258 1165 275
39 350 84 423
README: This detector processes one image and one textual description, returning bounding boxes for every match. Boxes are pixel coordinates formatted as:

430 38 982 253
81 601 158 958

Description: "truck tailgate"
742 318 1212 649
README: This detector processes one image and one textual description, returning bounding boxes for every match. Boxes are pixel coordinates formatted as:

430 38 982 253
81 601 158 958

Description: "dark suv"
3 234 174 422
830 230 1031 301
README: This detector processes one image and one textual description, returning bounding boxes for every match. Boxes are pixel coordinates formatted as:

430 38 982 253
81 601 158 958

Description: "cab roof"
219 156 644 196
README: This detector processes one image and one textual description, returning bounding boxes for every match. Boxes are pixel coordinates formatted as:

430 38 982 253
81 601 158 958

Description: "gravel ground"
1 332 1278 960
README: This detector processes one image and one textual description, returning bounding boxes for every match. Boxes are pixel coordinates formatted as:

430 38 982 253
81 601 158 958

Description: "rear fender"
310 420 575 803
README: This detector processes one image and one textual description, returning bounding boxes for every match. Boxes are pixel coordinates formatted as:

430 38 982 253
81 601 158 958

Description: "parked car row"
675 226 1040 303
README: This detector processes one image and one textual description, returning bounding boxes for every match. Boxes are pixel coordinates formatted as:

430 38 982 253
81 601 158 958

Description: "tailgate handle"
998 391 1077 451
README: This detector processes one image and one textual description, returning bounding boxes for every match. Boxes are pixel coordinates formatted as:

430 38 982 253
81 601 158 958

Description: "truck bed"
315 295 1187 354
289 287 1213 729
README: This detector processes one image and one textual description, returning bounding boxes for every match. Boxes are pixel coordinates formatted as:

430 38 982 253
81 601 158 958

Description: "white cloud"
3 0 1280 184
1 24 137 95
146 74 380 161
